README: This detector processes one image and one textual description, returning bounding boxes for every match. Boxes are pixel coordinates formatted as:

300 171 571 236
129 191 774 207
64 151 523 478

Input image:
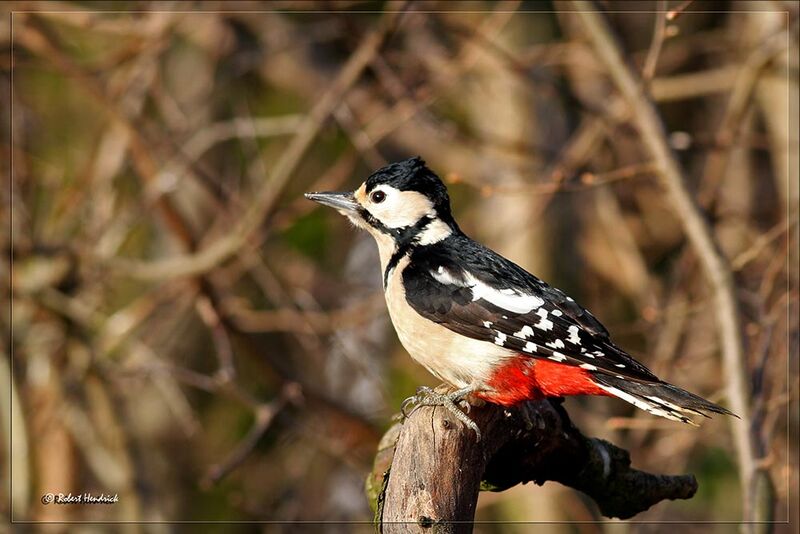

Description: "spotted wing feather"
403 236 657 381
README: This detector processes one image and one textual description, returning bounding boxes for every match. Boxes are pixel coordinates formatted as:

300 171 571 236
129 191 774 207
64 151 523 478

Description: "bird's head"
305 157 459 252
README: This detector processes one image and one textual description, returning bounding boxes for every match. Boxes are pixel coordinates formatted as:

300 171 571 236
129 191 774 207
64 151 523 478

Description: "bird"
305 156 735 440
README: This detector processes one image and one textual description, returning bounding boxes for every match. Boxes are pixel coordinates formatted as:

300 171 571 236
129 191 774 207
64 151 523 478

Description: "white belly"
384 256 512 388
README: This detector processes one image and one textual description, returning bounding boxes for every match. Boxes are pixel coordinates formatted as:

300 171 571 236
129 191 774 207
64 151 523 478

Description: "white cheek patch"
367 186 435 229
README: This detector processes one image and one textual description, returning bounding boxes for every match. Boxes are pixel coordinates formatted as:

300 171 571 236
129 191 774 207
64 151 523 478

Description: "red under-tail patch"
476 356 611 406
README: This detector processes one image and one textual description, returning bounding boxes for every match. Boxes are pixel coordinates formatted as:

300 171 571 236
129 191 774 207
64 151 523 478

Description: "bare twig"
106 8 404 281
642 1 669 83
153 114 303 205
650 65 740 101
570 2 761 521
16 14 196 250
195 295 237 382
698 29 790 206
201 383 302 487
731 216 799 271
451 161 658 197
666 1 694 21
222 292 385 334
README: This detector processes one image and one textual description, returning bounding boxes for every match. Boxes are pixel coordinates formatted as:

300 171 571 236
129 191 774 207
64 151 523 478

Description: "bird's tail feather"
591 373 737 424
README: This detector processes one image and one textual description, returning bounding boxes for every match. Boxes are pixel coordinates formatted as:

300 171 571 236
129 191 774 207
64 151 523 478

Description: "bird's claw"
398 386 481 442
399 386 430 419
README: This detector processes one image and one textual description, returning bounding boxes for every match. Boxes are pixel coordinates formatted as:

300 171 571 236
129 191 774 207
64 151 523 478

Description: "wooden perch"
367 394 698 533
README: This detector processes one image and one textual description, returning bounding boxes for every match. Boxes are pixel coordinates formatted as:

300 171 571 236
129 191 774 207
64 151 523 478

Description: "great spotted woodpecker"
306 157 734 439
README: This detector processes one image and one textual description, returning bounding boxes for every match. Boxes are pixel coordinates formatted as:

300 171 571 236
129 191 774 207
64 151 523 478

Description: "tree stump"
367 394 698 533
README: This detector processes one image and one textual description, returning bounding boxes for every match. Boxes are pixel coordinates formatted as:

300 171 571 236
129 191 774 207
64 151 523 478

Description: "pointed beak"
304 191 359 213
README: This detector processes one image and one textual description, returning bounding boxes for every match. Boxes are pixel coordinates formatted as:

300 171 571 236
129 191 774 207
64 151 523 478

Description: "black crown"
365 157 455 223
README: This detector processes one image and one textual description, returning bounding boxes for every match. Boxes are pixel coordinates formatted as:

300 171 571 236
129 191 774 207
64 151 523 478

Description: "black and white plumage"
306 157 735 425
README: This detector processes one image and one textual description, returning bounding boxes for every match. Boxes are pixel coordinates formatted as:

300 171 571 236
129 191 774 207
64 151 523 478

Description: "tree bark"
368 395 699 533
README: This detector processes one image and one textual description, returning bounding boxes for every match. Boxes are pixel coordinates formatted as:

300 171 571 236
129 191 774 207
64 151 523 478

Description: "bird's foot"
400 386 481 442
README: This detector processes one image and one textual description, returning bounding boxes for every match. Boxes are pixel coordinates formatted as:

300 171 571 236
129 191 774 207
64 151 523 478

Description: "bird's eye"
370 190 386 203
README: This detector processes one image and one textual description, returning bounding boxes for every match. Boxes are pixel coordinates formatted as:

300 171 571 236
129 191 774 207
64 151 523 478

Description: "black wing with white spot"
402 235 658 381
402 234 736 421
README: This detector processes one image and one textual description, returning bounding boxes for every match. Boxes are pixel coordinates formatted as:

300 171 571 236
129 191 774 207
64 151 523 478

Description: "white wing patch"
470 278 545 314
549 351 567 362
432 266 464 286
430 267 545 314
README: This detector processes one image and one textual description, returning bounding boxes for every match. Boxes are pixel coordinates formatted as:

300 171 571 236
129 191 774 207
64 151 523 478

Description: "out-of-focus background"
2 1 798 531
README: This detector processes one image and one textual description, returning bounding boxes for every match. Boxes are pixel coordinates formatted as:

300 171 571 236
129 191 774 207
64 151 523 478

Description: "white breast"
383 255 513 389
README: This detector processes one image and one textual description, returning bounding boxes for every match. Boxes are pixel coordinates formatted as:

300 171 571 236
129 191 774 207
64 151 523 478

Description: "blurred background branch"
3 0 797 529
572 2 779 525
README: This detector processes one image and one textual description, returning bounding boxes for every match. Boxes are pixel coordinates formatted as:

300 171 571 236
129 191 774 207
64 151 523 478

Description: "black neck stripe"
358 207 393 237
381 215 434 288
